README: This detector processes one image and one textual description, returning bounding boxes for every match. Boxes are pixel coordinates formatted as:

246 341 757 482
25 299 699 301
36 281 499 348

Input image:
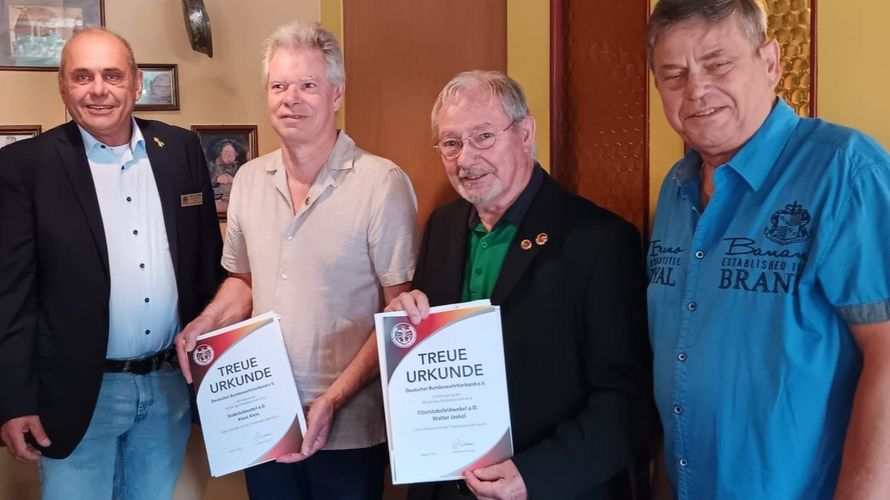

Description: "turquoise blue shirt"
80 120 180 359
647 99 890 499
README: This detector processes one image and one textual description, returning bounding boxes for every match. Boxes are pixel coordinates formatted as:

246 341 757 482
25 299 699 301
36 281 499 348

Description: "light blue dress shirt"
80 121 179 359
647 99 890 499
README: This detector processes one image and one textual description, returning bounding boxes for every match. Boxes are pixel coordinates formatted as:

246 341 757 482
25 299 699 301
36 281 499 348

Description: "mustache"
458 167 492 179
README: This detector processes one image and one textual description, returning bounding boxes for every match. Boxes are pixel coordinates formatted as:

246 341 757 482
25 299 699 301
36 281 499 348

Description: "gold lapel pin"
153 137 165 148
535 232 549 246
520 239 532 250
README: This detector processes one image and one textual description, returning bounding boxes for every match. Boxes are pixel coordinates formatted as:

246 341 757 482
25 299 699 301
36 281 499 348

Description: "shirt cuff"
837 299 890 325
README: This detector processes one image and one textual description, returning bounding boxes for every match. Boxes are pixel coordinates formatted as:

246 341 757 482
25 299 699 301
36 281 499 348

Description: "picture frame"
191 125 258 219
135 64 179 111
0 124 41 148
0 0 105 70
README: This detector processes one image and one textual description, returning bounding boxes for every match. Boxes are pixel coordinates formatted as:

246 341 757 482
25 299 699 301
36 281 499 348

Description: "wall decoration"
135 64 179 111
191 125 257 219
0 124 41 148
767 0 816 116
0 0 104 70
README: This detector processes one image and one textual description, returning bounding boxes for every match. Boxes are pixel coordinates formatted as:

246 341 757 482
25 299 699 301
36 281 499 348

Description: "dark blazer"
408 172 653 500
0 119 225 458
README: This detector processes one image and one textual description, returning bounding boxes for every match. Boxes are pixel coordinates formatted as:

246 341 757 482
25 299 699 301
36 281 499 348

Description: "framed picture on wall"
0 0 105 70
0 124 41 148
191 125 258 219
135 64 179 111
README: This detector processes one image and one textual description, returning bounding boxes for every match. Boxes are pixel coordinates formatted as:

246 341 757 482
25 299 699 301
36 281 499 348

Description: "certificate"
189 311 306 477
375 300 513 484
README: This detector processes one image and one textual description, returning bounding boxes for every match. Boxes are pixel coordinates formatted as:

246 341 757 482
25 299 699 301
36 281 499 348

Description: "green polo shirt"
461 166 544 301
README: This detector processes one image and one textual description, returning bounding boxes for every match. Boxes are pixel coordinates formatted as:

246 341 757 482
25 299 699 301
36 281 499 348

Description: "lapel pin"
153 137 165 148
535 232 549 246
304 196 311 206
520 239 532 250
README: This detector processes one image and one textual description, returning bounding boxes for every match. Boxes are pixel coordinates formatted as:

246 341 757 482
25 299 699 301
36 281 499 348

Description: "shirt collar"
672 98 799 192
265 130 356 174
77 117 145 156
468 163 545 229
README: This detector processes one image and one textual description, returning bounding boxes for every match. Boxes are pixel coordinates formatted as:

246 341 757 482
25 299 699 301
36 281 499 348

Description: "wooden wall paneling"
551 0 650 235
343 0 507 228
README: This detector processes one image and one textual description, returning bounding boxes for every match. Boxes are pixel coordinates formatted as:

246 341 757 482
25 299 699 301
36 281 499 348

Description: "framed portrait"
0 0 104 70
191 125 258 219
135 64 179 111
0 124 41 148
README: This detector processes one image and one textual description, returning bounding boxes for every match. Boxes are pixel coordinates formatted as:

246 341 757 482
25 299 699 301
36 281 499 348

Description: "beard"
454 167 502 205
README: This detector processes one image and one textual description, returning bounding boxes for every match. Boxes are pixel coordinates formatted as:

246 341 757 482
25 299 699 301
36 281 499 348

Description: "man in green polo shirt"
388 70 653 500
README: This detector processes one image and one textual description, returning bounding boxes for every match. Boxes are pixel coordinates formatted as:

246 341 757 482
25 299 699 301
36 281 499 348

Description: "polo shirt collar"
671 98 799 192
468 162 545 229
77 117 145 156
265 130 355 174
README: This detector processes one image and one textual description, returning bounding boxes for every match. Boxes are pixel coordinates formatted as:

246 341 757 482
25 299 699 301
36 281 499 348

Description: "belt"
105 347 177 375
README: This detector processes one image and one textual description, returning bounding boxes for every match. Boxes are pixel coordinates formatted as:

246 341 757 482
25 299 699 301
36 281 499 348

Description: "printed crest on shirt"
764 201 811 245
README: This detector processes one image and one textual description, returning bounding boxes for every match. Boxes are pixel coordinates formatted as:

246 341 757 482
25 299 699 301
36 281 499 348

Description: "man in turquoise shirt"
647 0 890 498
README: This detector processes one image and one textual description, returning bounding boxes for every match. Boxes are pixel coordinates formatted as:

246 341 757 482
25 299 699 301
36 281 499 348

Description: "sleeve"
220 162 251 275
512 219 655 499
367 166 419 287
188 134 226 309
816 160 890 325
0 147 39 423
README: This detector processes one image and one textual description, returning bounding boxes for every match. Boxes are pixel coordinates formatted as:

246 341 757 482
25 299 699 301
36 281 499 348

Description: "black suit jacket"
408 173 653 499
0 119 225 458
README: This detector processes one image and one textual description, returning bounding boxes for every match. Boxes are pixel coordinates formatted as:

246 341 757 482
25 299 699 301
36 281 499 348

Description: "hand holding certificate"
375 300 513 484
189 311 307 477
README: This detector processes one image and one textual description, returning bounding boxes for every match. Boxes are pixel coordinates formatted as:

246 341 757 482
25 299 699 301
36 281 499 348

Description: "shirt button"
474 268 482 276
144 329 151 335
144 297 150 303
481 241 488 248
677 352 687 362
695 250 704 259
687 302 697 311
281 273 288 280
679 458 688 467
132 229 139 235
286 235 294 241
126 196 132 202
139 263 145 269
673 405 684 414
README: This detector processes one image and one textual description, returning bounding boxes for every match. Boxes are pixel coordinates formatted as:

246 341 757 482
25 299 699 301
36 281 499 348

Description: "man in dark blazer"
388 71 653 500
0 29 223 499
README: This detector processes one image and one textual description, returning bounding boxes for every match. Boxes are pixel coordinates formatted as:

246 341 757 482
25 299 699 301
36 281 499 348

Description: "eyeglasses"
434 121 516 160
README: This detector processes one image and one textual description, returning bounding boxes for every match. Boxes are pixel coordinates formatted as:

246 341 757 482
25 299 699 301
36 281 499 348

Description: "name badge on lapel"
181 192 203 207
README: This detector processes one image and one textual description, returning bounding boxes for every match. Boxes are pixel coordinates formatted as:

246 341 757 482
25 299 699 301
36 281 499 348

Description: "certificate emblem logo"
391 322 417 348
764 201 811 245
193 344 215 366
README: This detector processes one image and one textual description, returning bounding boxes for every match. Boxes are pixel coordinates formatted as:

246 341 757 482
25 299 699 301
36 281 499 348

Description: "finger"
275 452 306 463
8 434 40 461
26 420 51 447
472 463 506 482
300 420 320 456
464 472 496 499
175 336 193 384
410 290 431 321
399 294 423 324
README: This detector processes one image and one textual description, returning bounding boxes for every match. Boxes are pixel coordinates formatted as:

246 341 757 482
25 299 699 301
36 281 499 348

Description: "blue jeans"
39 365 191 500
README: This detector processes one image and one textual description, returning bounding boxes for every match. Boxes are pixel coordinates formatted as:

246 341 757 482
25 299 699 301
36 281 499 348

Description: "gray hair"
647 0 769 69
261 20 345 86
430 70 530 138
59 28 138 78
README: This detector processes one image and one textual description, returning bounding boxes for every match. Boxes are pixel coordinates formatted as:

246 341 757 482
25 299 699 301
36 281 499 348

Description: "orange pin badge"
520 239 532 250
535 232 549 246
